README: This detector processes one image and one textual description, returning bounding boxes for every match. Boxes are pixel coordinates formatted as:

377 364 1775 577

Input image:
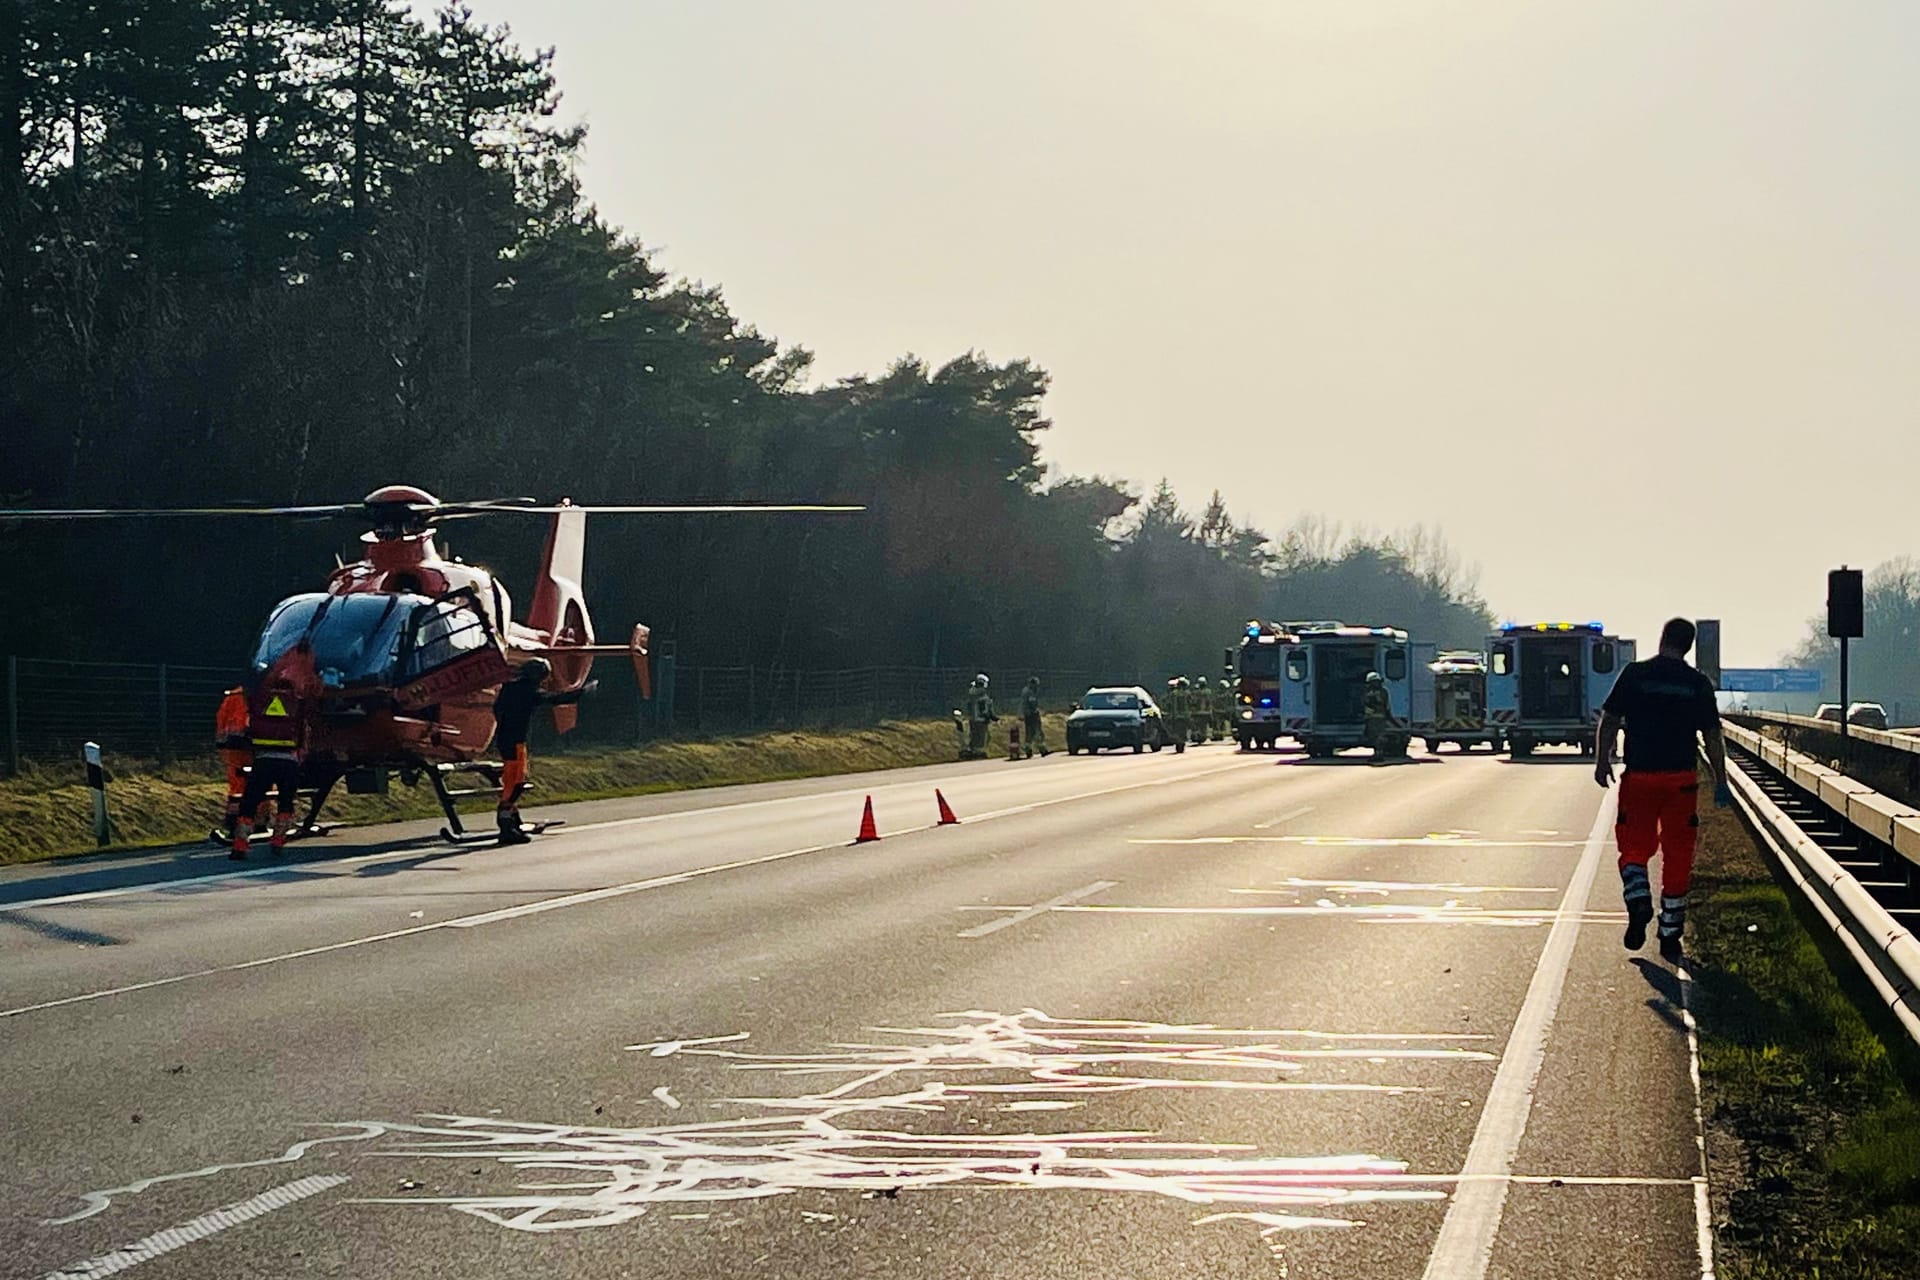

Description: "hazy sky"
459 1 1919 666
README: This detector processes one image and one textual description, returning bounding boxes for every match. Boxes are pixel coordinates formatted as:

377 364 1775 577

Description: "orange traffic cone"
935 790 960 826
854 796 880 844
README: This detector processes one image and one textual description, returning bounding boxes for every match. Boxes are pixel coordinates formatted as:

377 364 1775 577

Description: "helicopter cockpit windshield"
251 593 420 688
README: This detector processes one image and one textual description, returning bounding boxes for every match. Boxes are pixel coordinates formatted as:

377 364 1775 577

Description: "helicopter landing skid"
437 819 566 845
205 823 336 847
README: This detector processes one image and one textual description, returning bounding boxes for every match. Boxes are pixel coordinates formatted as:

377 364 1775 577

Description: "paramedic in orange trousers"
1594 617 1731 963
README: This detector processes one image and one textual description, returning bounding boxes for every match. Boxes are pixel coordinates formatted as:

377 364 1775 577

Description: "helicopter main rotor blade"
439 503 867 515
0 503 364 521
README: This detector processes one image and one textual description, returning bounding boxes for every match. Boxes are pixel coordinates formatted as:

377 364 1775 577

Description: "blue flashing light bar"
1500 621 1606 634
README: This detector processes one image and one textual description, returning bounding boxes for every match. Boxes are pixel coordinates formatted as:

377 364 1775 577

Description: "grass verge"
1692 775 1920 1278
0 714 1073 865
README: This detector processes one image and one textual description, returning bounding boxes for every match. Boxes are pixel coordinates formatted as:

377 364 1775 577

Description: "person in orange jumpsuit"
1594 617 1730 963
215 686 255 839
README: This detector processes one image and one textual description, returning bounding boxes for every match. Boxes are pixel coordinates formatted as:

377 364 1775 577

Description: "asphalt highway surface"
0 744 1709 1279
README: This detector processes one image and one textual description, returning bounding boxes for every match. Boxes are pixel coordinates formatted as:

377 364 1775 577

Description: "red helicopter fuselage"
244 486 638 779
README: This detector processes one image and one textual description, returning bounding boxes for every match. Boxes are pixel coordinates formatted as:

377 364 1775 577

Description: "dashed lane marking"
958 881 1118 937
41 1175 347 1279
1254 804 1316 830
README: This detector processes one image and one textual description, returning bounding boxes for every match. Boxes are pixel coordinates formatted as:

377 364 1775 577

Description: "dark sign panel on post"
1695 619 1721 688
1829 568 1865 639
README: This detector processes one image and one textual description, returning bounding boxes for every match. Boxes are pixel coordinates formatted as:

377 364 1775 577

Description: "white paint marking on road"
627 1032 751 1057
1230 879 1561 897
40 1174 347 1279
1417 788 1617 1280
5 762 1261 1020
1130 836 1582 848
1677 961 1716 1280
1254 805 1316 830
958 880 1118 937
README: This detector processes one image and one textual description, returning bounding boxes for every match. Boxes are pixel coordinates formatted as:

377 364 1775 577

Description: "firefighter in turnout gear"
1165 678 1189 753
490 659 595 844
1214 677 1234 740
230 642 320 860
1020 676 1049 759
1191 676 1211 745
958 674 996 760
1362 671 1395 755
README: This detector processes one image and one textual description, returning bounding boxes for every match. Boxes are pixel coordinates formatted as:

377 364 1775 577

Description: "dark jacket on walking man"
1595 616 1730 962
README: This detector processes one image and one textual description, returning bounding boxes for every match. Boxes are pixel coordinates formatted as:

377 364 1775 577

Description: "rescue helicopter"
1 485 860 842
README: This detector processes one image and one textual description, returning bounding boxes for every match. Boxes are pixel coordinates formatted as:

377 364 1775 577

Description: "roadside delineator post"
935 790 959 826
83 740 110 847
854 796 880 844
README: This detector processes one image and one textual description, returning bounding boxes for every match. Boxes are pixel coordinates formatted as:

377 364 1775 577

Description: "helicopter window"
252 594 328 671
251 593 415 686
405 598 494 677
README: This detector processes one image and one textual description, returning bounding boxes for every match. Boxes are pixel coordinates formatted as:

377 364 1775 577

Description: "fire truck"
1282 624 1437 758
1231 620 1298 750
1486 622 1636 756
1424 651 1504 753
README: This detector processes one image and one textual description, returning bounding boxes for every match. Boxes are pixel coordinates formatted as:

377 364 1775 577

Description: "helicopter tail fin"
528 503 594 732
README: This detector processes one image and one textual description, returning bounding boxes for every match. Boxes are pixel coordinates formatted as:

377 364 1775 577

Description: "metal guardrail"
1726 709 1920 757
1721 718 1920 1045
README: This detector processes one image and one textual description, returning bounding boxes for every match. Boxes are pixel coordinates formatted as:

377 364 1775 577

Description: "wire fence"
0 655 1151 772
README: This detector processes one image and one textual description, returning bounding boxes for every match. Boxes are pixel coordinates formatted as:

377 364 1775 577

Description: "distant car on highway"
1066 687 1167 755
1847 702 1888 729
1815 703 1844 724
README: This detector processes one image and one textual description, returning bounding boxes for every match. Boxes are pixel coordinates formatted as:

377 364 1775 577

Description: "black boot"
497 811 532 845
1623 898 1652 951
1657 895 1687 962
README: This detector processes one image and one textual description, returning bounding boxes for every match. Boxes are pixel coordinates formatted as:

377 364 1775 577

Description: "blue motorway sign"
1719 668 1824 693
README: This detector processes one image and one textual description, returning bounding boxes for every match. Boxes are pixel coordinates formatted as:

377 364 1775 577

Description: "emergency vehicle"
1232 621 1298 750
1424 651 1503 753
1486 622 1636 756
1282 624 1437 758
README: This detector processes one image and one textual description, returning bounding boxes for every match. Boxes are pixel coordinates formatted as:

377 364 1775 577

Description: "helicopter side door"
396 592 513 713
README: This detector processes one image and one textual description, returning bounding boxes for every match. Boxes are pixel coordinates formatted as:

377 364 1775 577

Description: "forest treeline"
0 1 1494 675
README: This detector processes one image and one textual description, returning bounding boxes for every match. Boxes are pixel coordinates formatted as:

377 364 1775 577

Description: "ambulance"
1281 624 1437 758
1424 651 1504 753
1486 622 1635 756
1232 620 1299 751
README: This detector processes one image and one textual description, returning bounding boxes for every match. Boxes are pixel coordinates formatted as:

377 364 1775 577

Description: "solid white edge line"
957 880 1118 938
1677 960 1717 1279
3 757 1264 1019
1418 787 1617 1280
41 1174 347 1280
